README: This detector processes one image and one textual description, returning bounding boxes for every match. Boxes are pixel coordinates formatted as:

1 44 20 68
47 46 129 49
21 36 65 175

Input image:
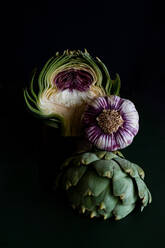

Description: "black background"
1 1 165 247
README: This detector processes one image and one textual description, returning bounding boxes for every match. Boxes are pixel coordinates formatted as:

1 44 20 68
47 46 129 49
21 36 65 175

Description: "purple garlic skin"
82 96 139 151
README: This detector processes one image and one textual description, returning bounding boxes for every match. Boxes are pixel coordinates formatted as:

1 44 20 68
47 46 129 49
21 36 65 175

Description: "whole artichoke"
56 150 152 220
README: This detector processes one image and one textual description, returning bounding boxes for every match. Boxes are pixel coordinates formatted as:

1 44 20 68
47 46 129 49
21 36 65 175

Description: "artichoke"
55 150 152 220
24 49 120 136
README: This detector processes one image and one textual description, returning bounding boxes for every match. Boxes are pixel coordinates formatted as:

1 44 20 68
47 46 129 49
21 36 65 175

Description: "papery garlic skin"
82 95 139 151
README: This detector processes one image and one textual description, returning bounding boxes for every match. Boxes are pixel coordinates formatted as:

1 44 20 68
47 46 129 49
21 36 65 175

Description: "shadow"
36 125 92 194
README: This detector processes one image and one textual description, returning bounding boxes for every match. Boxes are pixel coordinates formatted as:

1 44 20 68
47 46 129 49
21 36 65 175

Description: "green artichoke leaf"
76 170 109 197
67 188 82 207
104 152 118 160
72 152 99 166
113 202 136 220
95 57 112 95
92 188 107 206
94 151 107 159
81 196 96 211
111 73 121 96
29 69 38 100
148 190 152 204
24 84 64 128
113 176 131 197
60 156 77 169
62 166 87 189
134 177 152 210
133 163 145 179
114 157 141 178
113 176 137 205
92 159 118 178
60 152 99 169
95 57 121 96
102 186 118 213
43 118 62 129
115 151 125 158
112 162 127 179
24 89 41 115
54 171 63 190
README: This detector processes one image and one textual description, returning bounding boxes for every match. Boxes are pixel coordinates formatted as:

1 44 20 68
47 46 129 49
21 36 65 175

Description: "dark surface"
1 1 165 247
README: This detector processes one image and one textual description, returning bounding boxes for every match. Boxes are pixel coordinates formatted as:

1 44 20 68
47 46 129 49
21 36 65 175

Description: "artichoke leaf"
102 187 118 213
72 152 99 166
114 157 140 178
76 170 109 197
113 176 132 198
60 156 77 169
104 152 118 160
63 166 87 187
148 191 152 204
111 73 121 96
113 174 137 205
81 196 96 211
92 188 107 206
133 163 145 179
93 159 118 178
67 188 82 207
95 56 112 96
113 203 136 220
54 171 63 189
95 151 107 159
134 177 151 210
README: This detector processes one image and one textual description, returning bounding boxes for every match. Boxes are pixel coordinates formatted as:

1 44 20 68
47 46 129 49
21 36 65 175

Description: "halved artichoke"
55 150 152 220
24 49 121 136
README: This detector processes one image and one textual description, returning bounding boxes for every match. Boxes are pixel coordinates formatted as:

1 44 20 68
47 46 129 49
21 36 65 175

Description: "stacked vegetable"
24 49 152 220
